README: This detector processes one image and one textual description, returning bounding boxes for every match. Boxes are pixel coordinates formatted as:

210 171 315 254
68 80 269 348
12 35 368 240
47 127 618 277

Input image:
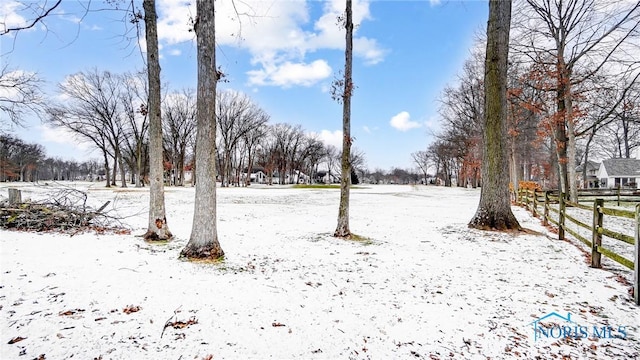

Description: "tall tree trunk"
554 56 570 198
469 0 520 231
181 0 224 260
509 139 518 199
103 151 111 188
143 0 171 240
117 147 127 188
334 0 354 238
136 141 143 187
565 80 578 202
111 155 117 186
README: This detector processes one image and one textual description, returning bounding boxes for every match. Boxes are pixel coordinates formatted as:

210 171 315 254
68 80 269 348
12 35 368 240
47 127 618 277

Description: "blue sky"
1 0 488 170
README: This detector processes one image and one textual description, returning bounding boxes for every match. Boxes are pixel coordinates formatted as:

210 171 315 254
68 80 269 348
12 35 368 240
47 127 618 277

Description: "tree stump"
8 188 22 205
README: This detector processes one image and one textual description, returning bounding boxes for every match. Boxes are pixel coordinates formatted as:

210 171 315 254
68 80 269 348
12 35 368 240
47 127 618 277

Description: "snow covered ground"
1 182 638 359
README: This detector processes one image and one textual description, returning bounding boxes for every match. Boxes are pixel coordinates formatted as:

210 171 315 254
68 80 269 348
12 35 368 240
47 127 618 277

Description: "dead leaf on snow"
272 322 286 327
123 305 141 314
8 336 26 344
59 309 85 316
167 316 198 329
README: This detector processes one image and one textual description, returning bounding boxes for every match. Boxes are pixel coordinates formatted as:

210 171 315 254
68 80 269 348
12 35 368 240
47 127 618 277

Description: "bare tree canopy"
0 64 45 128
0 0 62 35
511 0 640 201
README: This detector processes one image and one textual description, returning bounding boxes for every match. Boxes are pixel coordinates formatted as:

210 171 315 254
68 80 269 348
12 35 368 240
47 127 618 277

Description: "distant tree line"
1 68 371 186
0 134 102 182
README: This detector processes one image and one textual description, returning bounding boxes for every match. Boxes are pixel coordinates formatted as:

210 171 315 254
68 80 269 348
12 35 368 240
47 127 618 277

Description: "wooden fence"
517 188 640 306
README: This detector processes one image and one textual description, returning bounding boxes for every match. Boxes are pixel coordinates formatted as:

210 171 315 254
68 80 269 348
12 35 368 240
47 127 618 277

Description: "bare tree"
334 0 354 238
469 0 521 230
163 88 197 186
241 119 268 186
0 64 45 128
0 134 45 182
120 70 149 188
411 150 430 184
180 0 224 260
216 90 268 186
322 145 340 183
47 70 127 188
512 0 640 201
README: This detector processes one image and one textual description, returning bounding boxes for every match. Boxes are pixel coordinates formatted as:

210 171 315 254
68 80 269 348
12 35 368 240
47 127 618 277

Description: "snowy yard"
1 183 638 359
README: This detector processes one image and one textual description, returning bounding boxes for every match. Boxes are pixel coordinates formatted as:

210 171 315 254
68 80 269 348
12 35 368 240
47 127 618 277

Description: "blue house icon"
528 312 574 341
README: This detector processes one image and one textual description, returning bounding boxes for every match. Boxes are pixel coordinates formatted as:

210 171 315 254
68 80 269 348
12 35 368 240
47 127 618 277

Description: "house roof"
243 166 266 174
601 158 640 177
576 160 599 173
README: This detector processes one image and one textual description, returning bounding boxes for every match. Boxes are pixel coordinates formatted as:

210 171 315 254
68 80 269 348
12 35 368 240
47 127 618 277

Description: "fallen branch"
1 186 127 235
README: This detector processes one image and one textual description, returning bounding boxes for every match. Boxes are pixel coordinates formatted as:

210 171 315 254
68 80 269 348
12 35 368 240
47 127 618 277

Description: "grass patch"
347 233 375 245
144 239 171 245
292 184 364 189
181 255 226 265
308 232 376 245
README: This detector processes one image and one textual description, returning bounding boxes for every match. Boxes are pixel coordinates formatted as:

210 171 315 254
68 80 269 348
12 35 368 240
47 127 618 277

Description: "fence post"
532 190 538 218
634 204 639 305
558 193 566 240
543 190 549 226
592 198 604 268
617 186 621 206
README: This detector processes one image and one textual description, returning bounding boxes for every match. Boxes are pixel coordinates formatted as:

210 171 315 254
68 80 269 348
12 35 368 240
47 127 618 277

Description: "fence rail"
517 188 640 306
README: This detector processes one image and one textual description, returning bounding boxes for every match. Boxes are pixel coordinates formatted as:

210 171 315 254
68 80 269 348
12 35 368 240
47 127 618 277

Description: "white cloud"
354 37 386 65
362 125 370 134
429 0 442 6
168 48 181 56
39 124 92 152
247 59 332 87
317 129 343 148
155 0 387 88
0 1 28 32
390 111 421 132
156 0 194 45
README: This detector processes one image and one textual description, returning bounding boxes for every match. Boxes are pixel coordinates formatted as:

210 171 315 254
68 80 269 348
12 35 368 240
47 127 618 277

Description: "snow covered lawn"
1 183 638 359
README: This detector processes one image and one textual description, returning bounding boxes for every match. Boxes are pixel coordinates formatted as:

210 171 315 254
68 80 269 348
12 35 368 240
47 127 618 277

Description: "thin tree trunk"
469 0 520 231
118 148 127 188
136 142 143 187
566 82 578 202
111 155 117 186
181 0 224 260
143 0 171 240
103 151 111 188
334 0 354 238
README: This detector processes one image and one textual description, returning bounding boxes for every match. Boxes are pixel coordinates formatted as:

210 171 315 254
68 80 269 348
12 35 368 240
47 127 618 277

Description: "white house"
244 167 267 184
576 160 600 189
314 170 339 184
597 158 640 189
